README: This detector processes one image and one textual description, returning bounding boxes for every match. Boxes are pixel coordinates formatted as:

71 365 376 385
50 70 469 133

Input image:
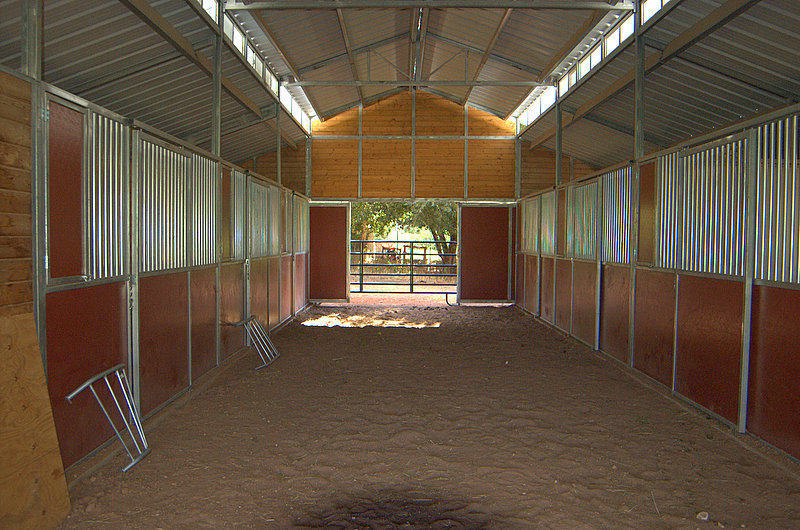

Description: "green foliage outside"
351 202 458 265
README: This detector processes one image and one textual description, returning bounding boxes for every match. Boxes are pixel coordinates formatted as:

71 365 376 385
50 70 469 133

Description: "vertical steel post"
305 139 312 196
358 102 363 198
629 0 644 367
211 2 223 156
515 136 522 199
411 88 416 199
409 242 414 293
276 105 282 185
738 127 759 433
21 0 43 80
555 101 563 187
359 240 364 292
463 105 469 199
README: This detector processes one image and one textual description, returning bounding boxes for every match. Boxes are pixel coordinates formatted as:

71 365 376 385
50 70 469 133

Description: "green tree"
350 201 458 265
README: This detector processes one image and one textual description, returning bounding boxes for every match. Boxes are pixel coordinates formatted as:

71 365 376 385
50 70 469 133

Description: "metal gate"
350 239 457 294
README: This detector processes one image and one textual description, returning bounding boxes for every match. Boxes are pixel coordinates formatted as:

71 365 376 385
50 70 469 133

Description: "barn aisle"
62 304 800 527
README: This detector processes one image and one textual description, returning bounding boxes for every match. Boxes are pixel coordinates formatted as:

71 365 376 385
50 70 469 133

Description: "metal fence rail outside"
350 239 457 294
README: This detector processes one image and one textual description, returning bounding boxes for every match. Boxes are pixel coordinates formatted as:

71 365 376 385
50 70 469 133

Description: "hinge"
41 108 49 122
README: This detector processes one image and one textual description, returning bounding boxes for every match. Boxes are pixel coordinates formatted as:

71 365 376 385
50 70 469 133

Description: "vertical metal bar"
211 2 223 156
515 137 521 199
116 369 146 445
89 385 134 461
104 376 141 454
508 205 513 301
20 0 43 79
464 105 469 199
555 102 562 187
411 88 416 199
409 242 414 293
305 139 312 197
359 240 364 292
357 102 362 197
738 127 759 434
277 106 282 186
129 130 141 414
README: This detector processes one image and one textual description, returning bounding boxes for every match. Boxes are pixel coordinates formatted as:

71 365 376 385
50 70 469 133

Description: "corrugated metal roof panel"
256 9 346 70
427 8 507 53
341 8 412 49
0 0 22 71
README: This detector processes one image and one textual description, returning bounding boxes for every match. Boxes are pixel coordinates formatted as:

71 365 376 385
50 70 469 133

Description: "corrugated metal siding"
570 179 598 260
191 153 217 266
249 181 269 258
755 114 800 283
87 113 128 279
232 170 247 260
540 190 556 256
268 185 281 255
140 138 189 273
681 137 747 276
601 166 631 264
657 152 680 269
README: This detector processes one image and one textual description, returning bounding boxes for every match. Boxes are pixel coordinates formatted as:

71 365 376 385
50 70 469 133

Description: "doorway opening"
349 201 458 302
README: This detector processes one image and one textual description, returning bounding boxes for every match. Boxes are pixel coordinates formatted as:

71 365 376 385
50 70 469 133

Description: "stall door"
459 205 514 302
309 204 349 301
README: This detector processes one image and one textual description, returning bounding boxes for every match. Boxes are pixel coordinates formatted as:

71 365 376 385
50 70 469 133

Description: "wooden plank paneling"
415 91 465 136
633 269 676 387
600 264 630 363
312 106 359 135
363 91 411 136
362 139 412 198
467 106 515 136
415 138 464 198
467 139 514 198
310 139 358 198
521 146 595 196
255 150 277 180
281 141 306 194
460 206 509 301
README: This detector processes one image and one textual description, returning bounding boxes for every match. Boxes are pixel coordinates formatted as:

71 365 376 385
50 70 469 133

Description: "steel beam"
287 80 546 87
116 0 263 120
225 1 634 10
20 0 43 79
211 2 223 156
526 0 765 149
460 8 512 105
297 32 409 75
426 32 542 77
555 101 563 186
336 9 364 104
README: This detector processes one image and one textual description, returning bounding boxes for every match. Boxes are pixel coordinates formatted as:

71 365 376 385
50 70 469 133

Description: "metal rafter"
250 11 326 119
460 8 513 105
426 32 541 76
225 1 634 10
116 0 263 119
504 9 603 120
336 9 365 104
286 80 546 87
528 0 765 149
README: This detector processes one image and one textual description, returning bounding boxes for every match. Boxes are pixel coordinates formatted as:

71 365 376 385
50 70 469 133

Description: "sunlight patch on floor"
302 313 441 329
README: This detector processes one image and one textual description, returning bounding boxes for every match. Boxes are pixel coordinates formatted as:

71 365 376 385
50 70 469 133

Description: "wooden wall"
308 90 517 200
521 145 595 196
239 141 306 195
0 71 71 527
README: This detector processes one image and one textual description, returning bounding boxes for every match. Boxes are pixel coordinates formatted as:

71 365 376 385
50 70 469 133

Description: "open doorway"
349 202 458 303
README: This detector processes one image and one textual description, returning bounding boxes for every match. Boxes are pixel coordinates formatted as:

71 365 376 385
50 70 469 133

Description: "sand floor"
61 302 800 528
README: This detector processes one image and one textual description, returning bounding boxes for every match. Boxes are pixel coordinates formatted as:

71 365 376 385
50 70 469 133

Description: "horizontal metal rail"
225 1 634 11
350 239 457 294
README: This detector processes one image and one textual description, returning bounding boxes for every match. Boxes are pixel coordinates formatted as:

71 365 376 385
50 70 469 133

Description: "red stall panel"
47 101 84 278
540 257 555 323
294 253 307 313
46 282 126 467
219 262 244 359
554 258 572 332
191 266 217 382
572 260 597 347
676 274 743 423
523 255 538 315
250 258 269 329
600 264 630 363
460 206 510 301
138 272 189 416
280 255 292 324
309 205 349 301
633 269 676 387
268 257 280 329
748 285 800 459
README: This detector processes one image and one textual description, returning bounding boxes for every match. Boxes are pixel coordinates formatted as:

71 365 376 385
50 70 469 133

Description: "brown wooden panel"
310 205 348 300
138 272 189 416
362 139 412 198
219 262 244 359
521 146 595 196
675 274 742 423
554 258 572 332
600 264 630 363
362 92 412 135
46 282 126 467
572 260 597 346
310 139 358 198
190 266 217 382
281 255 292 323
523 254 538 315
638 162 656 264
47 101 84 278
467 139 515 198
415 91 464 136
255 150 277 181
460 206 509 301
747 285 800 459
540 256 555 323
415 139 464 198
294 253 307 313
633 268 675 386
1 312 70 527
467 106 515 136
269 256 280 329
250 257 269 329
312 106 359 135
281 141 306 195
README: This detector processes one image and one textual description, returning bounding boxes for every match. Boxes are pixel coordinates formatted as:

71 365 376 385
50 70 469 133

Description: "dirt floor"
61 299 800 528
